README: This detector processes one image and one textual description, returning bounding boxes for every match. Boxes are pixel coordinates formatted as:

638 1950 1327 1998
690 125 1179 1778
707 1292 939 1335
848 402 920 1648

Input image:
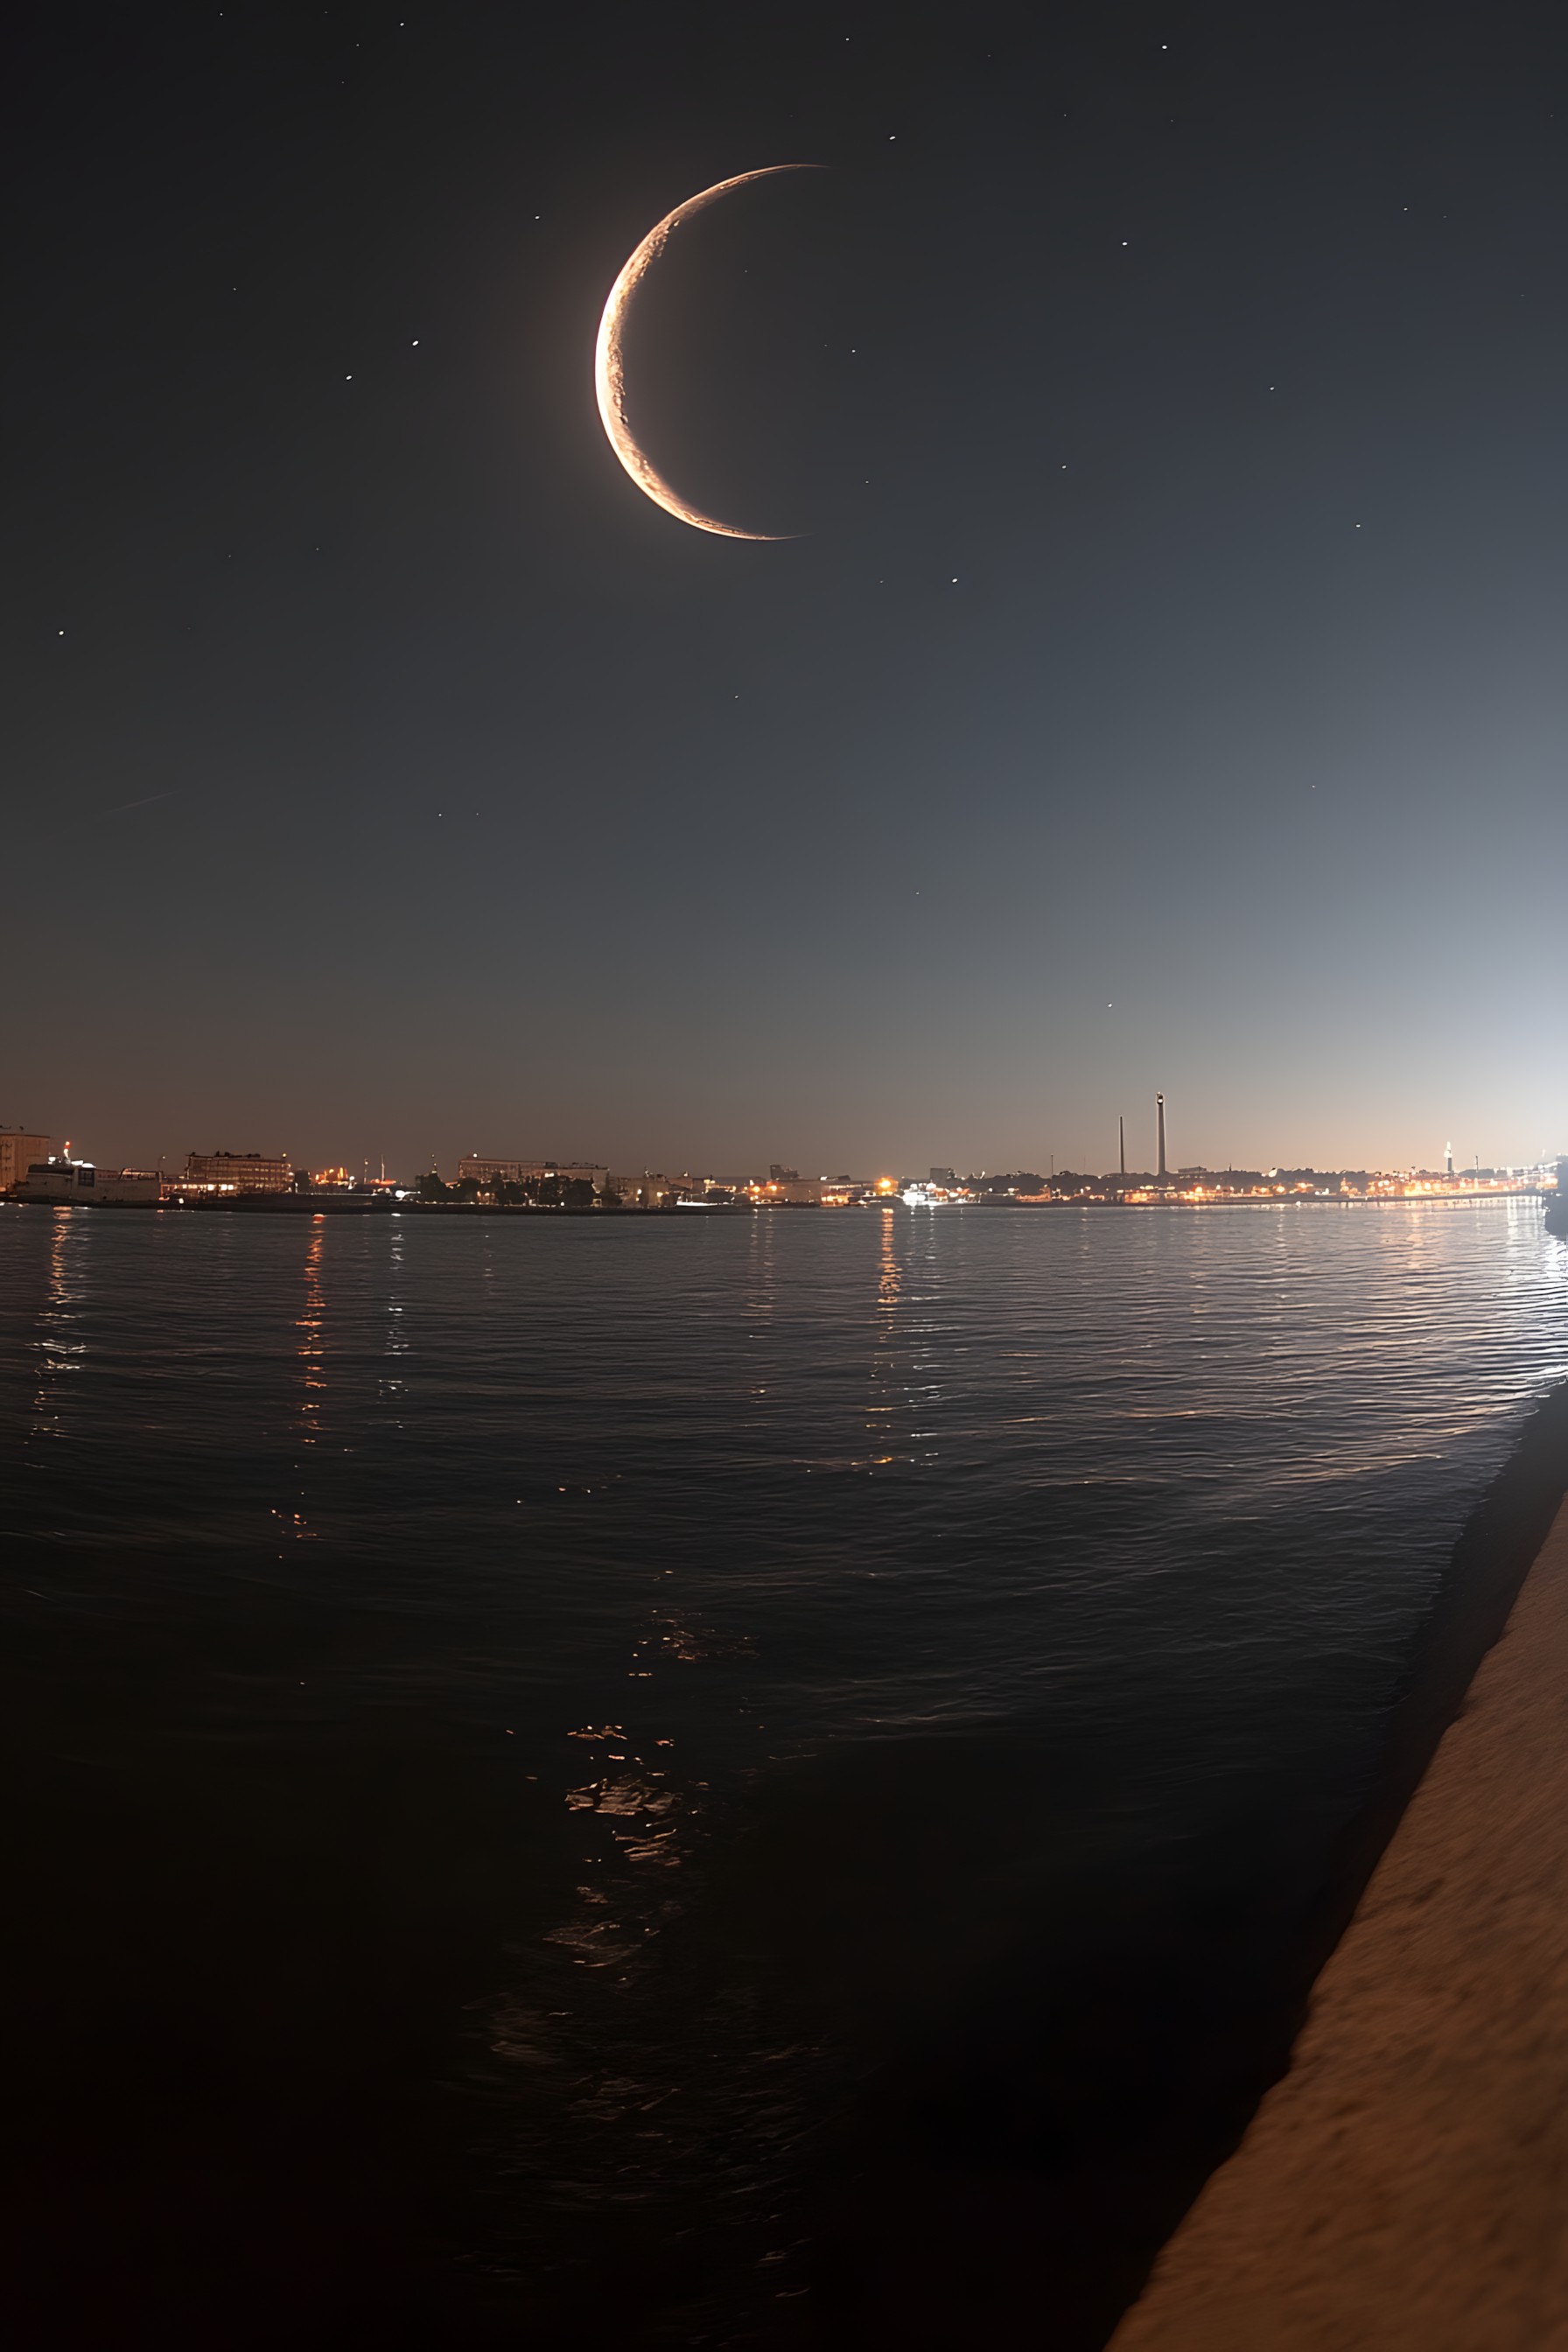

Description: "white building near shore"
19 1157 159 1204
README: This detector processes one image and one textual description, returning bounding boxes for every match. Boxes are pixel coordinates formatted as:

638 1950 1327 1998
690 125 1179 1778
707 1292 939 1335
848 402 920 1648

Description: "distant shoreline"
0 1193 1553 1218
0 1195 742 1217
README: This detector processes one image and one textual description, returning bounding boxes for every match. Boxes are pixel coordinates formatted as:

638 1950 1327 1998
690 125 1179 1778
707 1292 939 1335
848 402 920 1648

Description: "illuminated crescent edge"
594 165 821 541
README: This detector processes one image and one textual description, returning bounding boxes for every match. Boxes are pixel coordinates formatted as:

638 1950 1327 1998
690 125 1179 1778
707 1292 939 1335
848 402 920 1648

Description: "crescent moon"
594 165 820 541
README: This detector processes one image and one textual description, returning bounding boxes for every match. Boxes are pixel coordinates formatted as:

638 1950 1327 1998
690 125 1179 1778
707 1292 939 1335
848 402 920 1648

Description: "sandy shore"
1110 1492 1568 2349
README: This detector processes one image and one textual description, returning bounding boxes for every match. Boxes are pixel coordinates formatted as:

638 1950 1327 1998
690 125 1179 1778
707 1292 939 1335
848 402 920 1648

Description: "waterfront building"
611 1173 677 1207
0 1127 52 1194
458 1157 609 1191
183 1151 293 1193
308 1167 400 1192
21 1157 159 1204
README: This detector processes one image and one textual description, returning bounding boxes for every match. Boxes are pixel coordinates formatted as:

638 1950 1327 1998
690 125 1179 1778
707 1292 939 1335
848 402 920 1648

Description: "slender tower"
1157 1093 1167 1181
1119 1116 1126 1179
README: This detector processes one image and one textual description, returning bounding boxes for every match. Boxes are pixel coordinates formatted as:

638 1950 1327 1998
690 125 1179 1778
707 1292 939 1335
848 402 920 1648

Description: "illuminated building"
612 1173 738 1207
183 1151 293 1193
458 1157 609 1190
612 1172 666 1206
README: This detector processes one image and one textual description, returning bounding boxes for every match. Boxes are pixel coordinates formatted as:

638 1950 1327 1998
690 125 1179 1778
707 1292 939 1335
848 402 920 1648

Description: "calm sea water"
3 1200 1565 2348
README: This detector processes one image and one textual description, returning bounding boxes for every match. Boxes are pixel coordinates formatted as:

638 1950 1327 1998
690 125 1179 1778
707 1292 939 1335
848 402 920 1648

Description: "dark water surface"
3 1201 1565 2348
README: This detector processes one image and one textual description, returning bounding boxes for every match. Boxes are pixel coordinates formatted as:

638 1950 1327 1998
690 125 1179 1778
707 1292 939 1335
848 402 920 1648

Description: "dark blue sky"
8 1 1567 1178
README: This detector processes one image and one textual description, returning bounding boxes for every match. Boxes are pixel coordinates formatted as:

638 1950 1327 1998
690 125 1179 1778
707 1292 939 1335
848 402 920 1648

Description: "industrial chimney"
1157 1093 1167 1181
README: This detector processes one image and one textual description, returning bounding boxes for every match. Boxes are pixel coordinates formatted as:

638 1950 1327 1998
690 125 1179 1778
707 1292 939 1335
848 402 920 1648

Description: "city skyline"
6 1112 1559 1200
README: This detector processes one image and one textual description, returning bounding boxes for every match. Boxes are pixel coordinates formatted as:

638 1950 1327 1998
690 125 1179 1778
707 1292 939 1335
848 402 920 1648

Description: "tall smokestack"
1157 1093 1167 1180
1119 1116 1125 1179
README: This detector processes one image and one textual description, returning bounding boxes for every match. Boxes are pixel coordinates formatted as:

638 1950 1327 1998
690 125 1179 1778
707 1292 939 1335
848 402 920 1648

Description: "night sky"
9 1 1568 1180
